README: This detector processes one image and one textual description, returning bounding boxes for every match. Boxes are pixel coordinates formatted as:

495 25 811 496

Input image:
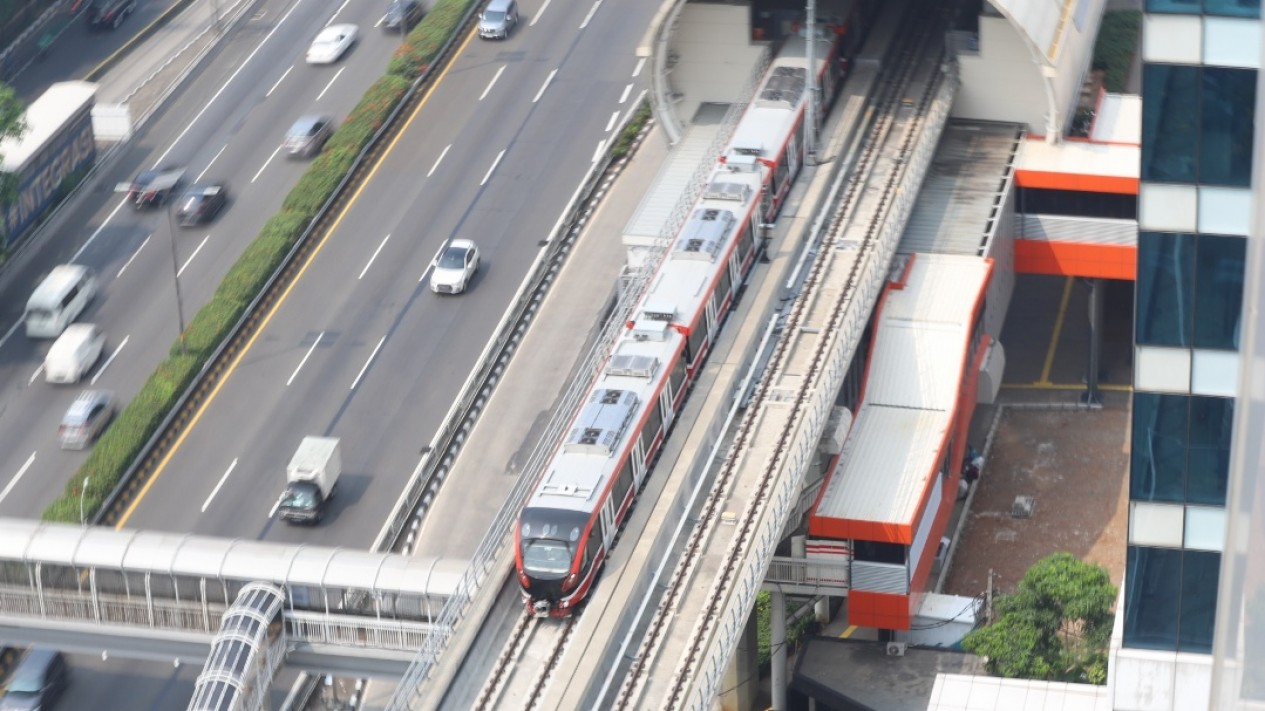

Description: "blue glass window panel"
1132 393 1189 502
1179 551 1220 653
1142 65 1199 183
1187 396 1233 505
1200 68 1256 187
1125 546 1181 650
1204 0 1261 17
1193 235 1245 349
1136 232 1193 346
1146 0 1199 11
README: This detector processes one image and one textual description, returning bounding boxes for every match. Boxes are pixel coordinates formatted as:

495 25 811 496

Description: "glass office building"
1120 1 1259 708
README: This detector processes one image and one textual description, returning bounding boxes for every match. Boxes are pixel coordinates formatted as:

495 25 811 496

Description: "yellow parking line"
839 624 857 639
115 29 479 529
1037 277 1074 385
1002 382 1132 392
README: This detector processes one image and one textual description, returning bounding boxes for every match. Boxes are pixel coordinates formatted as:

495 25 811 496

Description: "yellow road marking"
1037 277 1074 386
1002 382 1132 392
115 28 479 529
839 624 857 639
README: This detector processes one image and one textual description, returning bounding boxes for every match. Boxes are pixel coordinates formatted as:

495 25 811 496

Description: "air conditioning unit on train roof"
724 149 760 172
630 304 675 342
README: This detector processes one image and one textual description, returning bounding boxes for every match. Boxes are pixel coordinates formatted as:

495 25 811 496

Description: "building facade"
1119 1 1258 708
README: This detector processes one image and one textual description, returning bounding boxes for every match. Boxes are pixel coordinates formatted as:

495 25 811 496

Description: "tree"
961 552 1117 684
0 81 26 246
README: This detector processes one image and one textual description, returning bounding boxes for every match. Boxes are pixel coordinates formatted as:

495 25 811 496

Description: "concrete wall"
668 3 768 124
954 16 1046 131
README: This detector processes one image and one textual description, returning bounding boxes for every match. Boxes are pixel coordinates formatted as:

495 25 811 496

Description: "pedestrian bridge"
0 519 466 678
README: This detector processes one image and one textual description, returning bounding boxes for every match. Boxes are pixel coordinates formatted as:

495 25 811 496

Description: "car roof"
317 24 355 40
16 648 60 670
449 238 477 251
65 390 111 422
184 184 223 197
290 115 328 131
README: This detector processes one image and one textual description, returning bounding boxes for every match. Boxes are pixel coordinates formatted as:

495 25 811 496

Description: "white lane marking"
374 12 387 27
201 458 238 512
116 234 152 278
532 69 557 103
287 331 324 386
359 234 391 279
479 65 506 101
531 0 551 25
427 145 451 177
619 83 633 103
27 365 43 385
350 336 386 390
480 150 506 186
326 0 352 25
604 110 619 132
591 139 606 163
0 452 36 506
0 320 23 352
268 493 285 518
71 198 128 263
153 0 311 167
177 235 210 277
420 241 448 282
252 144 284 183
632 57 646 77
265 65 293 97
579 0 601 29
91 335 129 385
196 144 228 180
317 67 345 100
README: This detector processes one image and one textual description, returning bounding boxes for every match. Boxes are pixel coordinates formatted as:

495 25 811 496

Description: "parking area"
947 273 1135 598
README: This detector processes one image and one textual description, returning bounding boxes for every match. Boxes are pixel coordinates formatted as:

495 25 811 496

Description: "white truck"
277 436 341 525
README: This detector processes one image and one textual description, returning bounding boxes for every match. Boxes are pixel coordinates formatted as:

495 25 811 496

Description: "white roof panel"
1090 93 1140 144
1018 137 1139 180
864 325 965 411
814 405 950 526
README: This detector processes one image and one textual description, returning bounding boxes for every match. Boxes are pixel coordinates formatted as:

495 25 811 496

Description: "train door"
705 298 719 340
600 499 616 546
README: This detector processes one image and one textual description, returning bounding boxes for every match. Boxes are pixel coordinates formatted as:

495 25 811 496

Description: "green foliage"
755 591 818 666
1092 10 1141 93
962 553 1116 684
611 102 651 160
388 0 475 79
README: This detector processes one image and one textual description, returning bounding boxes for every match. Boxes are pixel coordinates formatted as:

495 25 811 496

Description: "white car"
307 24 358 64
431 239 481 294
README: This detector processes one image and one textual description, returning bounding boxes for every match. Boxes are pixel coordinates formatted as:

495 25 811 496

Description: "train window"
641 404 663 461
613 459 634 506
669 357 687 404
586 523 603 568
715 267 733 311
686 325 706 366
738 221 755 265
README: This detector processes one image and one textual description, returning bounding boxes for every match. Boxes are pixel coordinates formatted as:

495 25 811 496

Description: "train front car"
516 506 594 617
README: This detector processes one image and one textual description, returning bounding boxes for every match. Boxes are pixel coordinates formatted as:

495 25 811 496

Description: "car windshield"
483 10 505 21
438 247 467 269
7 667 45 693
281 485 319 508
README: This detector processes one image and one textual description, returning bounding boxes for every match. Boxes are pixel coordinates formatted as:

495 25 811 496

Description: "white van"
25 265 97 338
44 324 105 384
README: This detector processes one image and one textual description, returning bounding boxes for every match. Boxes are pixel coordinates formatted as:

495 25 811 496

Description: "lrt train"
514 4 866 618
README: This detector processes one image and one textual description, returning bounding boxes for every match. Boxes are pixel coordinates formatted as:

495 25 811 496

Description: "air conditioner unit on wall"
886 642 907 657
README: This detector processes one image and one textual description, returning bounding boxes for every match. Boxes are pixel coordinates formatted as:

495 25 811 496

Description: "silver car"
478 0 518 39
58 390 116 450
431 239 481 294
285 116 334 158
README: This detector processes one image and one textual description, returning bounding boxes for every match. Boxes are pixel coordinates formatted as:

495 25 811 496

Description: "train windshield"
520 507 588 578
521 539 573 576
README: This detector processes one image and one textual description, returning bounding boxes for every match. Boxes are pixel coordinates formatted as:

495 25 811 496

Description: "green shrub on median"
42 0 485 524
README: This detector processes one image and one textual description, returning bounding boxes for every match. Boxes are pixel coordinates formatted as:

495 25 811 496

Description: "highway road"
8 0 664 707
0 0 412 521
